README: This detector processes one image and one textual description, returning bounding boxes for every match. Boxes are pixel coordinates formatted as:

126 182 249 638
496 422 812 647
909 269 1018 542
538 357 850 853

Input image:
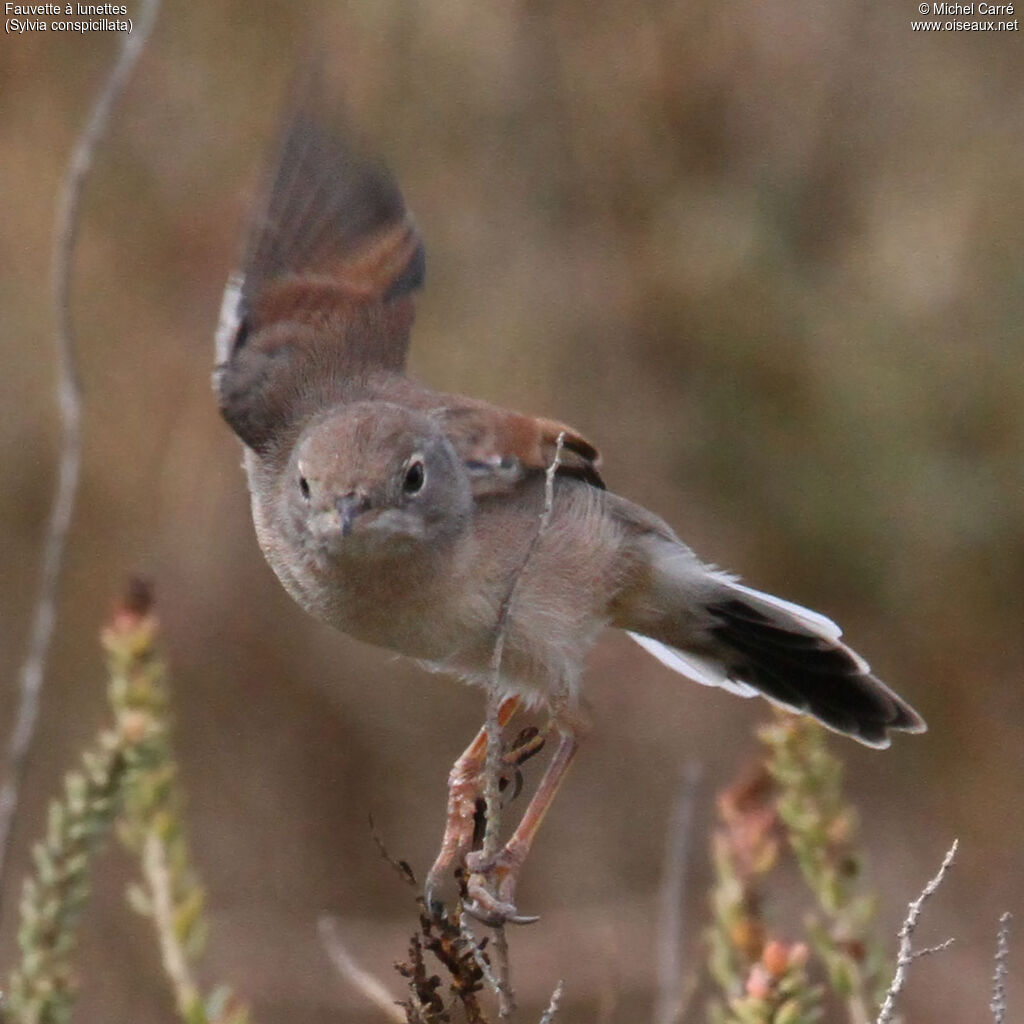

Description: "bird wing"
215 75 424 451
238 90 424 334
435 400 605 494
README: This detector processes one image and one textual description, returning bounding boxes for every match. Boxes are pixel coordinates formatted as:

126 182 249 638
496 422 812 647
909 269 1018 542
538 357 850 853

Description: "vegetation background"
1 1 1021 1019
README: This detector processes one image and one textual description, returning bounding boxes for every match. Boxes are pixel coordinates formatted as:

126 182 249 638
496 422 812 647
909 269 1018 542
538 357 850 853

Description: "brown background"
1 1 1022 1020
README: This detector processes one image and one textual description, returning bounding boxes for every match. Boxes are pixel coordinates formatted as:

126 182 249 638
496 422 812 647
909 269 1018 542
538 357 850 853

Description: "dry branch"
319 916 405 1023
990 911 1011 1024
875 839 958 1024
654 761 701 1024
475 431 567 1018
0 0 161 919
537 979 563 1024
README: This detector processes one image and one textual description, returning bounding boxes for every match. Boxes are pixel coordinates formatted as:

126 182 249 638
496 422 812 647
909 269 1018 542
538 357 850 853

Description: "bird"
213 81 926 925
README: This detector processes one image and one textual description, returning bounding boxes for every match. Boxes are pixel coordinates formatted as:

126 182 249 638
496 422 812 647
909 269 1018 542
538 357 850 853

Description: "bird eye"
298 475 310 500
403 459 425 495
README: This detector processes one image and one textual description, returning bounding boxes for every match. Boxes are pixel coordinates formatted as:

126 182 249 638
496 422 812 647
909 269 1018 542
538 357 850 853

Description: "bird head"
286 401 472 558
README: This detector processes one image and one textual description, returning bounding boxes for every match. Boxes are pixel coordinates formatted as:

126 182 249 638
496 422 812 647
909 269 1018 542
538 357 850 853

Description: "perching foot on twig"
424 697 523 911
463 844 540 926
427 703 579 924
464 719 583 926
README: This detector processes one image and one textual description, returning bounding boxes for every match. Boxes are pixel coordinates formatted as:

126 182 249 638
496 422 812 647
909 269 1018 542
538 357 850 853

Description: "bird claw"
464 872 540 929
462 893 540 927
422 875 445 916
462 846 538 926
424 864 538 926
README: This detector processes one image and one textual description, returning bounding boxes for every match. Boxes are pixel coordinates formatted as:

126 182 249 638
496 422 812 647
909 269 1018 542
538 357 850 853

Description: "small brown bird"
214 85 925 924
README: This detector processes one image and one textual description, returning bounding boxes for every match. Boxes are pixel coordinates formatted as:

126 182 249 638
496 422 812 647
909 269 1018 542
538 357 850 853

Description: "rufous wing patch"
438 404 604 494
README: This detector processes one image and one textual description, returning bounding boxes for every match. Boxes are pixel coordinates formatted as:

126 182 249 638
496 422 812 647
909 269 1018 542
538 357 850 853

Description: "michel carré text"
928 2 1015 12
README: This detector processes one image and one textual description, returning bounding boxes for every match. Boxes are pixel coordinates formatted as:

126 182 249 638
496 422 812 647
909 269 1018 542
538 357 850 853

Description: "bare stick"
0 0 162 922
491 924 515 1020
459 916 505 996
654 761 701 1024
991 911 1011 1024
875 839 958 1024
537 978 564 1024
478 431 566 1017
319 916 405 1023
483 432 566 858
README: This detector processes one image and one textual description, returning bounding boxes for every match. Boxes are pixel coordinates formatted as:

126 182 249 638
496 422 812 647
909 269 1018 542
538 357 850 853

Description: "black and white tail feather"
627 558 925 749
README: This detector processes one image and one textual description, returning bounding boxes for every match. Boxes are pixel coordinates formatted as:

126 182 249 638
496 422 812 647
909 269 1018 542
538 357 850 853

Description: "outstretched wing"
436 400 604 494
215 75 424 452
240 84 424 326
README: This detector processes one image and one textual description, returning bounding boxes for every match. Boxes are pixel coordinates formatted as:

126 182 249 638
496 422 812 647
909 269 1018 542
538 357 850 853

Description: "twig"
654 761 701 1024
477 432 567 1019
0 0 161 922
482 432 567 858
537 978 563 1024
319 916 405 1023
460 916 504 996
991 911 1011 1024
491 925 514 1020
143 830 201 1015
369 813 418 887
875 839 958 1024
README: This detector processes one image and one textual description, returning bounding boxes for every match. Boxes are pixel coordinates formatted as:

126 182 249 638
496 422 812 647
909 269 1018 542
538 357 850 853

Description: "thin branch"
319 916 405 1023
537 979 563 1024
913 938 956 958
991 911 1011 1024
142 831 201 1015
0 0 161 921
477 431 566 1019
459 916 504 996
654 761 701 1024
482 432 567 857
491 924 514 1020
875 839 958 1024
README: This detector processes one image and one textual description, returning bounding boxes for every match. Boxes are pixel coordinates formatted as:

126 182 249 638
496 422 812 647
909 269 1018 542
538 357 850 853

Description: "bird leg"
424 696 521 909
463 711 585 926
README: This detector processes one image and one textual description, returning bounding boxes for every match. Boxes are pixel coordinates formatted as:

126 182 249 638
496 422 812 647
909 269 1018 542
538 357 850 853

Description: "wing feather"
436 403 604 494
214 75 425 452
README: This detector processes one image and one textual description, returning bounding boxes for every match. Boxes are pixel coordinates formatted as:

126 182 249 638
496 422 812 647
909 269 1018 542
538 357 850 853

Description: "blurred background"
1 1 1022 1019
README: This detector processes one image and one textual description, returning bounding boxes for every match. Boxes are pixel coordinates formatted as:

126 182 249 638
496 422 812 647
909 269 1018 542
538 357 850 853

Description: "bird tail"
622 543 926 748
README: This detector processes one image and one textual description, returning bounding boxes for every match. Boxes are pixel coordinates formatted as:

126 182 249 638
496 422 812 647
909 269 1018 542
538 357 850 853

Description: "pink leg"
464 711 586 925
424 696 521 908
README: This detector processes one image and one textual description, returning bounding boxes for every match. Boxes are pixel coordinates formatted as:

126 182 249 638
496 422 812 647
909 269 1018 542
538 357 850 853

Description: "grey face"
286 401 472 557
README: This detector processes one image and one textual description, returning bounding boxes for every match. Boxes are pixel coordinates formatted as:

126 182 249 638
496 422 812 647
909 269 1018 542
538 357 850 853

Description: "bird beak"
335 494 370 538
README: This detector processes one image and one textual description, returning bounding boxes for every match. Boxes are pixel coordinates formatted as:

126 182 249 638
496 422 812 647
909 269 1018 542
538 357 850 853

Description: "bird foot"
462 846 538 926
462 891 539 927
424 720 546 912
